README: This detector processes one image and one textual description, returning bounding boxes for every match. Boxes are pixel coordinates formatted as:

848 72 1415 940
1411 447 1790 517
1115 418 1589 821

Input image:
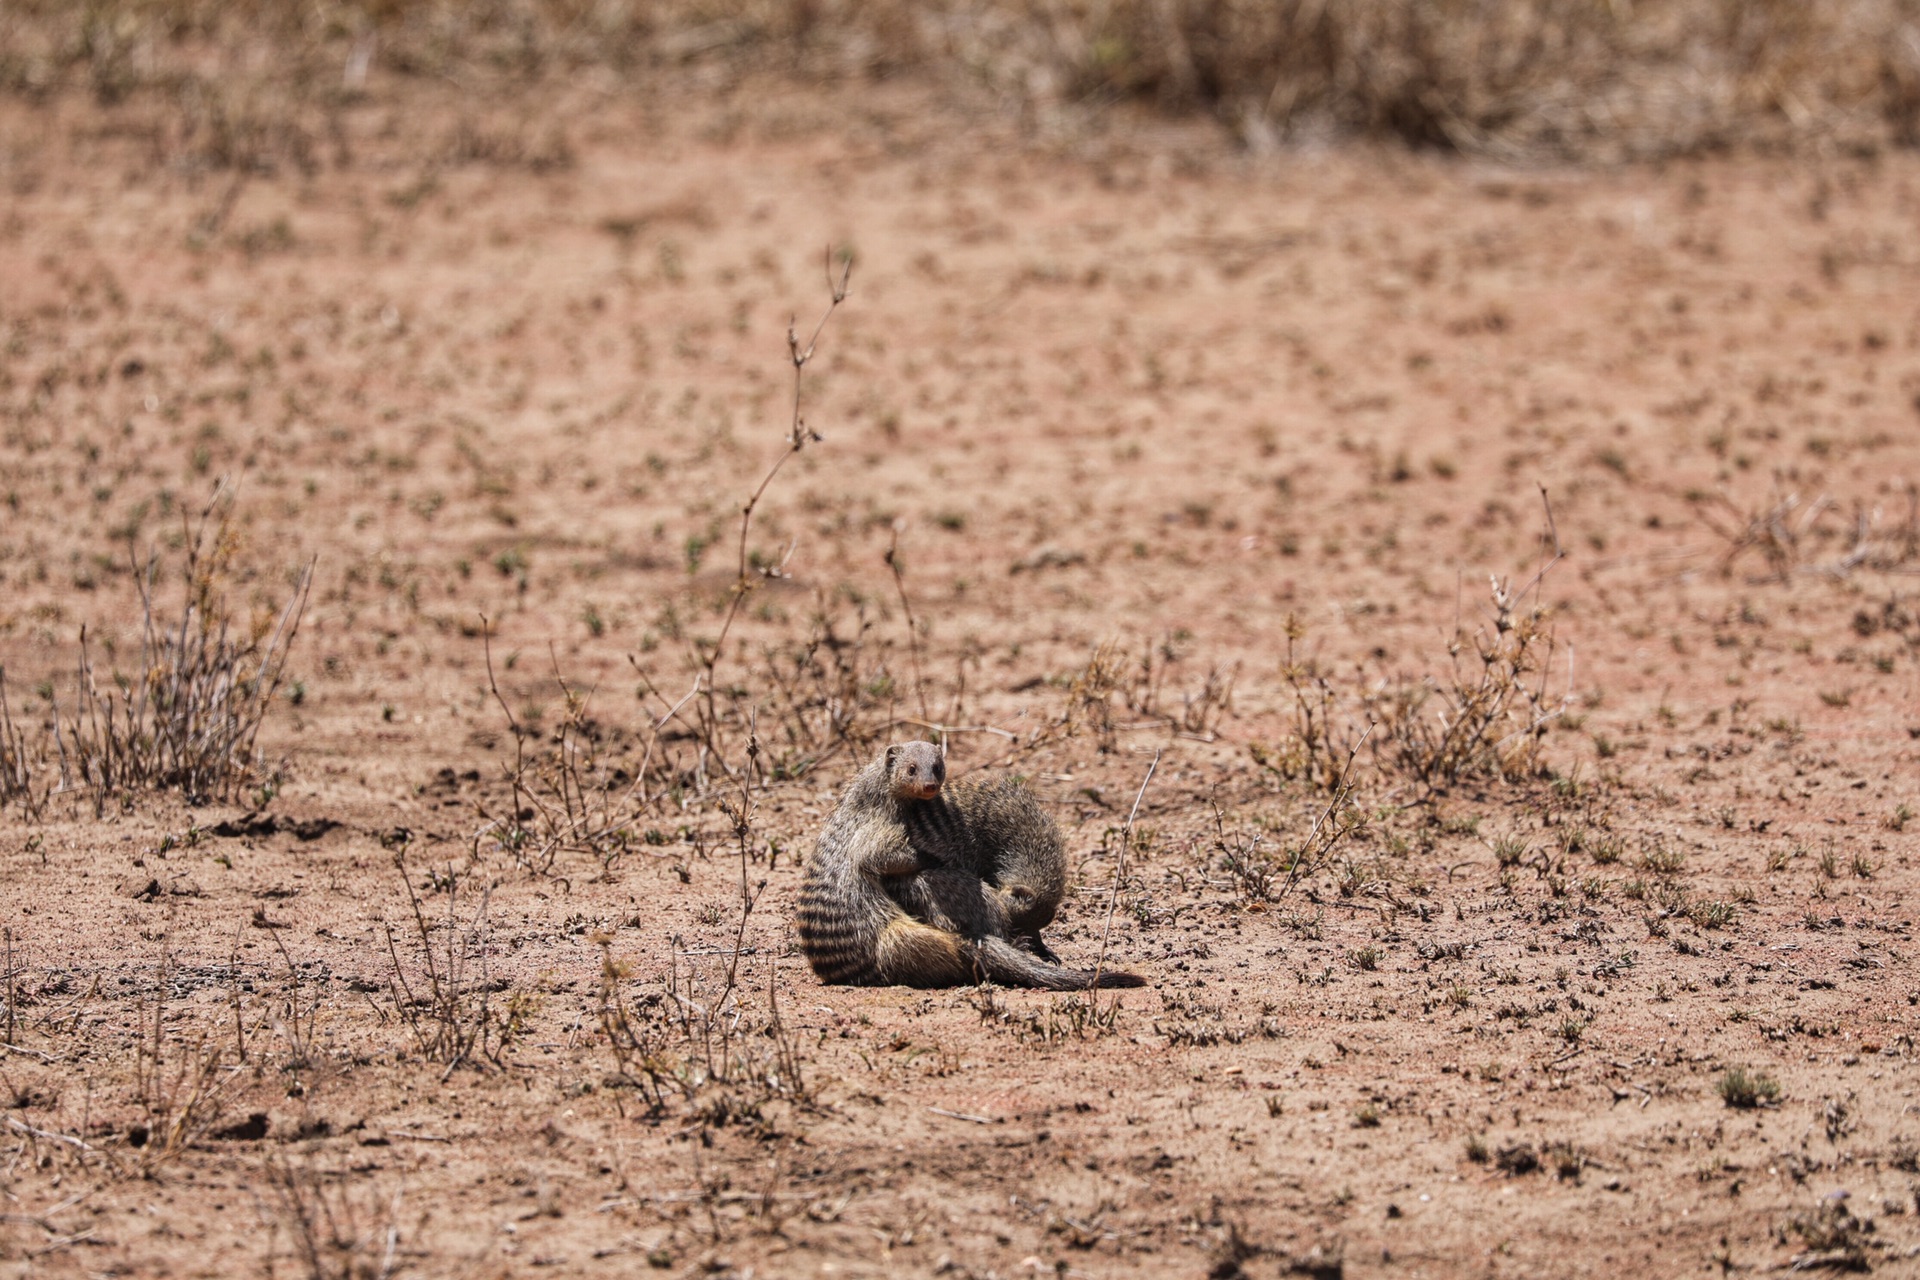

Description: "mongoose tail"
972 936 1147 990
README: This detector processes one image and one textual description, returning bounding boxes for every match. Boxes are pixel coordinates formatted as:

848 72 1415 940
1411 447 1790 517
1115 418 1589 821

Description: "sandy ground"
1 75 1918 1279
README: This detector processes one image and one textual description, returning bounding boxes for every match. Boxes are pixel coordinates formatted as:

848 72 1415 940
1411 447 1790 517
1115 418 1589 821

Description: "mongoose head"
885 741 945 801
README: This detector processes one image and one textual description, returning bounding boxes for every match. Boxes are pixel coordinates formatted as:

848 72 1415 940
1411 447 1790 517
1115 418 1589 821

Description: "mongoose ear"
885 744 898 769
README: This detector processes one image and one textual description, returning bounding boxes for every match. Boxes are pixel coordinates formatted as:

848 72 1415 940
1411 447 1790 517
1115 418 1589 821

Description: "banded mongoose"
891 756 1067 961
796 742 1145 989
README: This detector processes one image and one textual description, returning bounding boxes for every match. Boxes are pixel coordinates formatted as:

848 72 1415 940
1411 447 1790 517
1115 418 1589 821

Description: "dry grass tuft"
381 850 530 1077
1261 491 1571 801
263 1153 406 1280
1 483 312 817
594 752 815 1129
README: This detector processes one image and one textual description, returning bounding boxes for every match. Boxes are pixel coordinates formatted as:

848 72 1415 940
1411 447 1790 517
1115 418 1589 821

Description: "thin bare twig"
884 524 930 725
695 249 853 780
1092 751 1159 990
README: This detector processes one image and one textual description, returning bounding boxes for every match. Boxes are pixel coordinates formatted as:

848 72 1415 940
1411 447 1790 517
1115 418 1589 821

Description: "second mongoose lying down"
796 742 1144 990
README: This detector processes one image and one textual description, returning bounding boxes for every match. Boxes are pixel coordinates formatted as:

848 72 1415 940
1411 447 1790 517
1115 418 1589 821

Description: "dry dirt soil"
2 75 1919 1280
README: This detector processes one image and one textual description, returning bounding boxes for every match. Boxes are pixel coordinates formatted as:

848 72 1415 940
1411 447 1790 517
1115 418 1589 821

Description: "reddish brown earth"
2 77 1918 1279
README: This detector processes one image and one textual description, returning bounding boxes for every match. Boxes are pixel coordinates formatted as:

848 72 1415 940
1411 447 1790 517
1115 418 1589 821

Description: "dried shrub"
748 588 902 780
1697 481 1920 582
1363 561 1570 795
1260 492 1571 801
381 851 530 1077
1779 1194 1879 1271
2 486 311 817
1256 617 1368 790
130 951 241 1173
594 759 814 1127
0 669 44 818
1209 787 1367 907
470 633 657 879
263 1154 405 1280
1001 0 1919 160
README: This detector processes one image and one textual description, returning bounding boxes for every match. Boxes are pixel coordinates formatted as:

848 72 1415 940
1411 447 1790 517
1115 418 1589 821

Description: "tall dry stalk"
0 670 44 818
646 248 851 788
382 850 524 1078
596 728 814 1124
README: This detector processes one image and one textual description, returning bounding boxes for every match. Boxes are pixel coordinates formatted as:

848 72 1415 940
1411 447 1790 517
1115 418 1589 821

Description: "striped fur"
902 775 1070 952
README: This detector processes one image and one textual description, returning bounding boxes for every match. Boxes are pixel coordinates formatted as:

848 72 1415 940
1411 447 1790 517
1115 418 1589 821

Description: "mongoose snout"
891 742 944 800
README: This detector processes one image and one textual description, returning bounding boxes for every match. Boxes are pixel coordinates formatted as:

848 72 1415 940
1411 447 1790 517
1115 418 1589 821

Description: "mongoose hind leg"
874 917 982 987
983 884 1058 960
888 868 1011 939
1015 928 1061 964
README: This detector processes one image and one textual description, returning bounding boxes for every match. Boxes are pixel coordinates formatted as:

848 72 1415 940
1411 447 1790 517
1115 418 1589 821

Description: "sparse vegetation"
0 19 1915 1277
381 850 527 1075
1266 492 1573 800
5 0 1919 167
1718 1067 1782 1110
0 486 311 816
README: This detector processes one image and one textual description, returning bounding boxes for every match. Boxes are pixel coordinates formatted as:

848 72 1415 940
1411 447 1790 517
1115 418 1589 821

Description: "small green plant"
1587 833 1623 865
1650 881 1690 915
1490 835 1528 868
1639 844 1685 875
1688 899 1736 930
1718 1067 1781 1109
492 545 529 577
